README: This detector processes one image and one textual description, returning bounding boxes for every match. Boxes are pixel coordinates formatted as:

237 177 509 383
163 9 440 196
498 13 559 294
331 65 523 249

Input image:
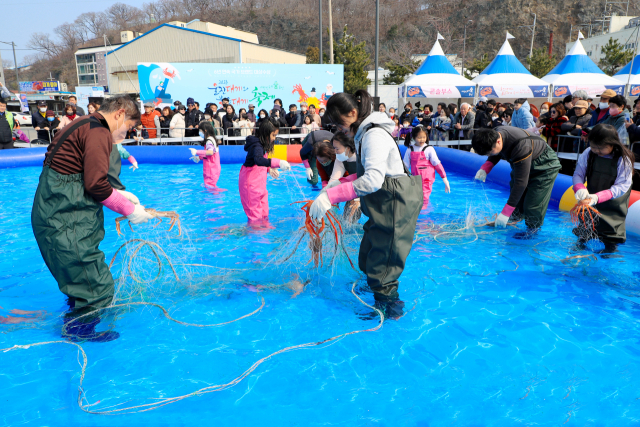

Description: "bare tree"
75 12 111 39
105 3 145 30
28 33 61 58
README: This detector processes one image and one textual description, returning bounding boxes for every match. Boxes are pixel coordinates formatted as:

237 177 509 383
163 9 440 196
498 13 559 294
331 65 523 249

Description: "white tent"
614 54 640 97
543 39 624 98
472 38 549 98
402 38 475 99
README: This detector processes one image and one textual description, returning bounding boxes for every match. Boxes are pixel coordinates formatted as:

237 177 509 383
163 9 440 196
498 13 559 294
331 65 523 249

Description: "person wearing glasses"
541 103 569 150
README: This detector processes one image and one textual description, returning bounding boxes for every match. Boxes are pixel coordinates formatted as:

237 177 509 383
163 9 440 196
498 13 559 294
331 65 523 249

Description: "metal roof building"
104 22 306 94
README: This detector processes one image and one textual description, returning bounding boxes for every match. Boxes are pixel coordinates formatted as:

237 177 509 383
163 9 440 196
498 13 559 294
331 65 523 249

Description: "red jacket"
542 116 568 150
140 111 160 138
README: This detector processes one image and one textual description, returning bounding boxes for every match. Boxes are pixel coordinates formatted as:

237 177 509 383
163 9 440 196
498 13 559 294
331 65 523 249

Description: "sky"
0 0 148 66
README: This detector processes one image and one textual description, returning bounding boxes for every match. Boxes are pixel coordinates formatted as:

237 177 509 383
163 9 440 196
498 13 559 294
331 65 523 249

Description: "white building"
566 16 640 64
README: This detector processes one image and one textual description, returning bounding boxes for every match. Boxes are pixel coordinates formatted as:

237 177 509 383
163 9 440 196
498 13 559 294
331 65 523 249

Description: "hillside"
10 0 639 92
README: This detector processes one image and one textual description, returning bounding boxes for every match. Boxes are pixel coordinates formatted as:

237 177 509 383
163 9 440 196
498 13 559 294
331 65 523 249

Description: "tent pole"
625 26 640 98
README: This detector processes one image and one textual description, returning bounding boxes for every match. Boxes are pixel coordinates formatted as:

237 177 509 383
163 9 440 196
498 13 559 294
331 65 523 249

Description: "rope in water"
1 282 382 415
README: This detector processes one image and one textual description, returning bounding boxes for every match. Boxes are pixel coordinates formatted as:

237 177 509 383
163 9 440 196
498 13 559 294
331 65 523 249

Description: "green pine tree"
333 26 371 93
306 46 319 64
463 54 491 79
599 37 634 76
382 59 421 85
525 48 557 78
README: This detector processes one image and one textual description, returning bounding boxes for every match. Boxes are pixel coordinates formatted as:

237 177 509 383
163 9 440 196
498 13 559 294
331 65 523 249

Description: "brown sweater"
44 112 114 202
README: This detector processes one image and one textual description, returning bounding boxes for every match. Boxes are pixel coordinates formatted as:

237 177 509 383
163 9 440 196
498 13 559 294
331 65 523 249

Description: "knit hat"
187 97 195 105
143 101 155 107
46 110 55 117
479 96 488 103
599 89 617 98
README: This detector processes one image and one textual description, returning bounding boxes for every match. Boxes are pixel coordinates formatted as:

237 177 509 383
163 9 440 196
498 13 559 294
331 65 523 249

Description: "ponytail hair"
404 125 429 147
256 117 280 154
588 123 635 172
325 89 373 134
198 120 216 145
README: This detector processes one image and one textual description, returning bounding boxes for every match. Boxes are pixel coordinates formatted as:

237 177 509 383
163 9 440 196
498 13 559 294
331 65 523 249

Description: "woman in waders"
310 90 423 319
31 96 153 342
572 124 634 252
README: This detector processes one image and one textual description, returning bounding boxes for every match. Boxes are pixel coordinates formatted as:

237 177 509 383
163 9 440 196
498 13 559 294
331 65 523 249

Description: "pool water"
1 163 640 426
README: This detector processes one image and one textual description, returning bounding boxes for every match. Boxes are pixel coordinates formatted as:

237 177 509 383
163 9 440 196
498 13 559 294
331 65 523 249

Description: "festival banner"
405 85 475 98
18 81 60 92
552 85 624 98
137 63 344 110
478 84 550 98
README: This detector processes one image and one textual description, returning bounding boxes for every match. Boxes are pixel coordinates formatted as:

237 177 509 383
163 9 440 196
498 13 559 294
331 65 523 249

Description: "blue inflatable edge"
0 146 571 208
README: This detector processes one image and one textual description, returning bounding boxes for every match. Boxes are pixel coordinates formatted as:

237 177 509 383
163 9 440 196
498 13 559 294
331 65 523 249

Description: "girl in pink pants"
238 118 290 222
189 121 223 189
402 126 450 209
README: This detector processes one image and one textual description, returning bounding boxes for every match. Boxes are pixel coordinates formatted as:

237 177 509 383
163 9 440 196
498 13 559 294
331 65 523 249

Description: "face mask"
68 101 75 106
599 102 609 109
112 115 128 144
405 108 410 112
39 107 46 112
67 112 73 116
260 114 266 119
204 116 211 121
47 117 54 122
336 152 349 162
609 106 621 116
320 159 332 167
319 112 324 117
403 124 409 128
199 132 205 139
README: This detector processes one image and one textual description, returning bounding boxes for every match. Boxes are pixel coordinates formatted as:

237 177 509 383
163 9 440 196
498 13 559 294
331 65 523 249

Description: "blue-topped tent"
543 39 623 98
614 54 640 97
472 38 549 98
402 39 475 99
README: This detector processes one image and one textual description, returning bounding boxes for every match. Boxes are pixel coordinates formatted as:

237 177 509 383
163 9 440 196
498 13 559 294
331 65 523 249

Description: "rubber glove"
129 161 139 171
306 168 314 180
319 180 341 195
495 213 509 228
586 194 598 206
310 192 331 220
269 168 280 179
117 189 140 205
475 169 487 182
575 188 589 201
442 178 451 193
279 160 291 171
127 204 154 224
188 148 200 163
189 148 197 156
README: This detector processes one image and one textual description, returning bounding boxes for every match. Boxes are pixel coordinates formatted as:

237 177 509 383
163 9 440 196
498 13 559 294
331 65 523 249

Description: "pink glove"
501 204 515 217
595 190 612 203
434 163 446 179
127 155 137 165
302 159 310 168
480 161 494 174
101 189 135 216
573 183 587 193
339 174 358 184
327 182 357 204
271 158 281 168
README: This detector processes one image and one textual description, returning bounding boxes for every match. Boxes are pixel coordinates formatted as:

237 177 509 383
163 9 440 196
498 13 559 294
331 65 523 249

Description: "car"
12 111 32 126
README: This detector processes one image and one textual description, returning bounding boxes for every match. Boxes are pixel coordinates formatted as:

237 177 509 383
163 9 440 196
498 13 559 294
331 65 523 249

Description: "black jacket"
185 108 203 128
474 106 493 129
222 113 237 136
32 112 51 141
243 136 277 167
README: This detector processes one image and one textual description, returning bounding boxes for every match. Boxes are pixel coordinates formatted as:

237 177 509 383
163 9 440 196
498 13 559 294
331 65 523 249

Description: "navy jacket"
243 136 276 167
586 108 610 128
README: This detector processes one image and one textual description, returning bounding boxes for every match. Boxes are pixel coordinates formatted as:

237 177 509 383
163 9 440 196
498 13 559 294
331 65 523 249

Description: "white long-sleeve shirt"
352 112 406 196
329 153 357 184
402 142 442 171
572 147 632 199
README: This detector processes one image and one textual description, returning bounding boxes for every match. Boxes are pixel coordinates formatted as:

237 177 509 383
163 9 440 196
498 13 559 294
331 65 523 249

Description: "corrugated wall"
107 26 240 93
241 43 305 64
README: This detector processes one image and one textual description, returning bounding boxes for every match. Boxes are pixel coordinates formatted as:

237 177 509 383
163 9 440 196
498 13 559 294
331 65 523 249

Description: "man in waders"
472 126 562 239
31 96 153 342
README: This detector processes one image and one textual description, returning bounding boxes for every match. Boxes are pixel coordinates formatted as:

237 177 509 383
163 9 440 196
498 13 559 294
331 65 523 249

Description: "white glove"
279 160 291 171
442 178 451 193
495 213 509 228
575 188 589 201
127 204 154 224
305 167 314 180
587 194 598 206
310 192 332 220
475 169 487 182
189 148 197 156
129 161 139 171
319 179 341 195
117 189 140 205
269 168 280 179
190 156 200 163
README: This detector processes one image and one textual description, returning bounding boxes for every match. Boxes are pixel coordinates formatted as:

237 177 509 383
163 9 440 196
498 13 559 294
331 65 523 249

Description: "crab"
115 208 182 237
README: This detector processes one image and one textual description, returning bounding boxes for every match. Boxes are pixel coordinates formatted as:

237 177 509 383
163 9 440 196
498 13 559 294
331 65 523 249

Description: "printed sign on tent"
137 63 344 110
553 85 624 98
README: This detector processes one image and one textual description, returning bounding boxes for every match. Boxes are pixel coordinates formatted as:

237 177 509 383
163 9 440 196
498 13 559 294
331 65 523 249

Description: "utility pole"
0 41 20 90
319 0 323 64
328 0 334 64
374 0 379 104
462 20 472 77
529 14 536 59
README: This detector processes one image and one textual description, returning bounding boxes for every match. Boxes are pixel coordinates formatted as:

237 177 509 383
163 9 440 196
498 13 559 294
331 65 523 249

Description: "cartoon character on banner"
152 64 181 105
292 84 334 108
